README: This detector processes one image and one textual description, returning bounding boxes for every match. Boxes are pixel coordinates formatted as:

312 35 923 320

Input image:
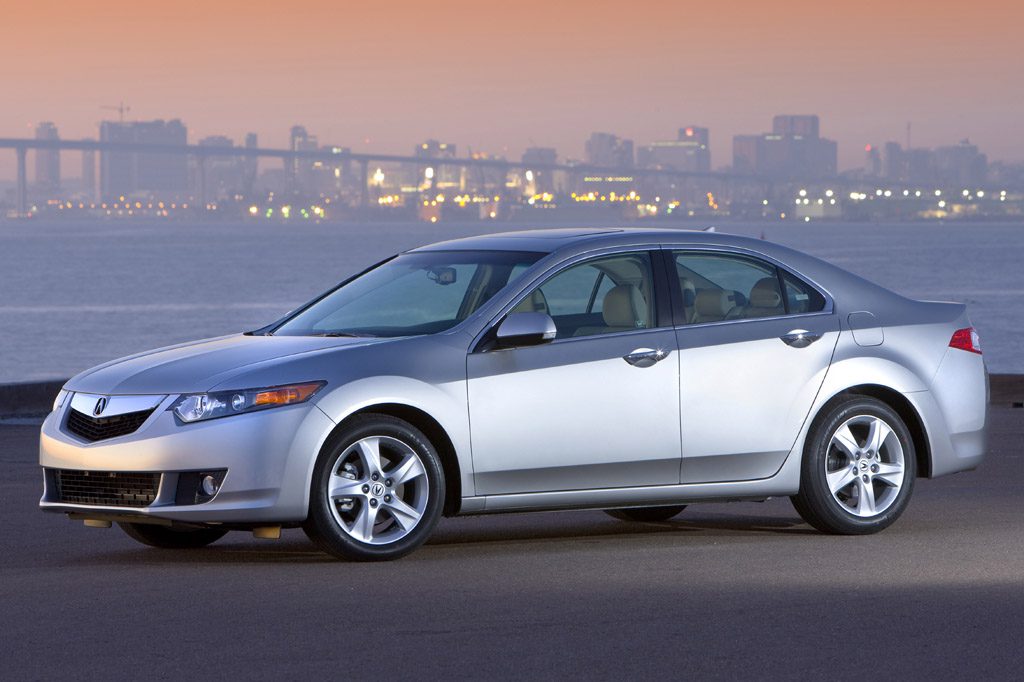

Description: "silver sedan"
39 228 988 560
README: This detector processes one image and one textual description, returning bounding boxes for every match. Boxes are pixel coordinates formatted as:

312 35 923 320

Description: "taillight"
949 327 982 355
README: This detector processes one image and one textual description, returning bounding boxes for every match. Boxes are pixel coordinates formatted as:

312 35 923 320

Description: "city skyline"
2 0 1022 180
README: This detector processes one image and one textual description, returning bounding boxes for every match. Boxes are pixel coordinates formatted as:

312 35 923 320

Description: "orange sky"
2 0 1022 177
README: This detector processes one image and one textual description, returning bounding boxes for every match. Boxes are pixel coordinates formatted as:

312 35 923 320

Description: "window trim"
472 247 671 352
666 246 834 330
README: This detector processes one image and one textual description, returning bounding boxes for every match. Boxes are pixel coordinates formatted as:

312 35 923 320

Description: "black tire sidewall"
304 415 445 561
798 397 917 534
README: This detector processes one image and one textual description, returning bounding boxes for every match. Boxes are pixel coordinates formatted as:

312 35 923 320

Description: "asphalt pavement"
2 408 1022 680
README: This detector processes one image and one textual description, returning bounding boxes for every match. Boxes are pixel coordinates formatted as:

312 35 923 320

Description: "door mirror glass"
495 312 557 348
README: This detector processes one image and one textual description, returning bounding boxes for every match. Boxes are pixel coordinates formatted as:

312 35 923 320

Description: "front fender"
311 375 473 499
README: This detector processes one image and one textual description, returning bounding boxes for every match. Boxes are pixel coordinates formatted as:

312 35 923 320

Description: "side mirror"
495 312 557 348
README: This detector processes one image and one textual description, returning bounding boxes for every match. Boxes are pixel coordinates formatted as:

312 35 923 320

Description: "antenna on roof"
703 225 716 232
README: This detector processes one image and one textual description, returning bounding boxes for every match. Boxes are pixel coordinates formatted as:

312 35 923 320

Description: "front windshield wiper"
309 331 376 338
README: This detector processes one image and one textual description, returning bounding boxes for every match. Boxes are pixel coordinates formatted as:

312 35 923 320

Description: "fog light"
201 475 219 497
174 470 227 505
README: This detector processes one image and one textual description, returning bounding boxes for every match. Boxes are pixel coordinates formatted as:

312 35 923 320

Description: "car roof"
409 227 746 254
408 226 909 310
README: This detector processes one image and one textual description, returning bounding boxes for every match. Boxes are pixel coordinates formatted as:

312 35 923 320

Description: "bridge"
0 137 779 216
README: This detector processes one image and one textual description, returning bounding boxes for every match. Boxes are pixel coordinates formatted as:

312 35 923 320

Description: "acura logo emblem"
93 397 108 417
370 482 386 497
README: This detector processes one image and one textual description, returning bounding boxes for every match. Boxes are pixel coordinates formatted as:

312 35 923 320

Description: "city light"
7 118 1016 225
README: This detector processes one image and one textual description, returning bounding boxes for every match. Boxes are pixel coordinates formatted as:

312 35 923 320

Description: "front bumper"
39 395 335 524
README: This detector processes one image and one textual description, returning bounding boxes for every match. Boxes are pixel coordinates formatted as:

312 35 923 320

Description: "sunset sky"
1 0 1021 178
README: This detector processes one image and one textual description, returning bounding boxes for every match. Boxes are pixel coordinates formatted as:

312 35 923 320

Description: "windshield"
272 250 543 338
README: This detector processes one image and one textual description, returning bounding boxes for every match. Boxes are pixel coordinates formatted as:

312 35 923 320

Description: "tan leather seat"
693 289 737 323
745 277 784 319
680 277 697 324
512 288 549 315
573 284 648 336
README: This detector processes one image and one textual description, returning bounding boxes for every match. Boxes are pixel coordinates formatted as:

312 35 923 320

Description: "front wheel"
303 415 445 561
118 522 228 549
791 396 916 534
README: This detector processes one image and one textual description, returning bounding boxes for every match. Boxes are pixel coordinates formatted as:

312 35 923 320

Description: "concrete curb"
1 374 1021 419
0 380 67 418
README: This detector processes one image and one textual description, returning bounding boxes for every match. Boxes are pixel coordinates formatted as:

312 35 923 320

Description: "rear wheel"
118 522 227 549
303 415 444 561
604 505 686 522
791 396 916 534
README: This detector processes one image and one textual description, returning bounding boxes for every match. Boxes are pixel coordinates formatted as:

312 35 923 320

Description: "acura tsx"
39 228 988 560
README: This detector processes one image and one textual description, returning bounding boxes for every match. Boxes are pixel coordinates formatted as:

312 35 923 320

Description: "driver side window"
517 252 656 339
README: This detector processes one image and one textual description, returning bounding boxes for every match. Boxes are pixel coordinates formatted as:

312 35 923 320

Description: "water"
0 219 1021 382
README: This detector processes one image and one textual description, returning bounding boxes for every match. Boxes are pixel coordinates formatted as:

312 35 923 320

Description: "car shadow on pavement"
427 512 817 547
61 512 816 567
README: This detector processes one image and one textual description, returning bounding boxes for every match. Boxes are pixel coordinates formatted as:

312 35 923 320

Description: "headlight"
52 389 70 412
170 381 325 424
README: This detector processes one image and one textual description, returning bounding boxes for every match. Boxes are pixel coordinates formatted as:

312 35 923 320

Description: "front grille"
54 469 161 507
66 407 154 442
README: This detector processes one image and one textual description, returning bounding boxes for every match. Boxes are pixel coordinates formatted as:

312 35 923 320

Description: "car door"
670 249 840 483
467 250 682 496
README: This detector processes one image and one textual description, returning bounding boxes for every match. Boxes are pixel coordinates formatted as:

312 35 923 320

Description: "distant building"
864 144 882 177
243 133 259 194
637 126 710 173
322 145 353 197
878 140 987 187
34 122 60 192
415 140 459 190
197 135 238 201
415 140 457 159
585 132 633 168
289 125 319 193
522 147 558 194
81 142 96 200
99 119 188 200
732 115 836 180
772 115 819 138
934 140 987 187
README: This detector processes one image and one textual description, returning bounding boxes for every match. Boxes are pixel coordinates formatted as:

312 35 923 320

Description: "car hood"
65 334 389 395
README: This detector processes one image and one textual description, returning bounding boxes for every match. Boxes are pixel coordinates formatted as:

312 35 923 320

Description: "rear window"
781 271 827 314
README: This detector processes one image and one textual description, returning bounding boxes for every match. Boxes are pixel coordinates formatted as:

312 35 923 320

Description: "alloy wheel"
824 415 906 517
326 436 429 545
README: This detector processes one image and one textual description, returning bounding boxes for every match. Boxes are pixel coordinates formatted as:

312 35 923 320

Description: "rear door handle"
780 329 821 348
623 348 668 367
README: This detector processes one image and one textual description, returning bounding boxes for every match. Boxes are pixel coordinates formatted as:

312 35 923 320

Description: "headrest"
749 277 783 309
603 284 647 328
679 277 696 307
695 289 736 318
513 288 549 314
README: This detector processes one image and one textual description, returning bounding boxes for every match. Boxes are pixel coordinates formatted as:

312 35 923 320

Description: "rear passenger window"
782 271 826 314
674 252 783 324
674 252 828 323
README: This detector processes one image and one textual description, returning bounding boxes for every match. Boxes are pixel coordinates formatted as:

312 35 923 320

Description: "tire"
791 396 916 535
604 505 686 522
302 414 445 561
118 522 227 549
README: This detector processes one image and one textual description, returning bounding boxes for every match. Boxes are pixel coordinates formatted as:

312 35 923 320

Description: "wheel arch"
322 403 463 516
810 384 932 478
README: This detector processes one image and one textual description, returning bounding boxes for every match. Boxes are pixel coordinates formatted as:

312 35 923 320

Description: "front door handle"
623 348 668 368
780 329 821 348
